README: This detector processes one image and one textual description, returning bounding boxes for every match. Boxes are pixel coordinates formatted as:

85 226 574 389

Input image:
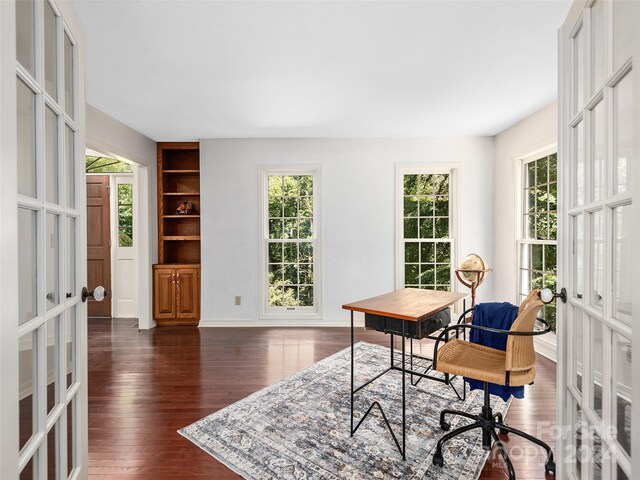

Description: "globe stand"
455 268 492 309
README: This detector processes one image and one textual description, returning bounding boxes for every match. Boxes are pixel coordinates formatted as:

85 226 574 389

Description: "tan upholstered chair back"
506 290 544 372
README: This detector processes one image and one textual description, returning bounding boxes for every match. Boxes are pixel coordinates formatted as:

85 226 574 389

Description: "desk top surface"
342 288 467 322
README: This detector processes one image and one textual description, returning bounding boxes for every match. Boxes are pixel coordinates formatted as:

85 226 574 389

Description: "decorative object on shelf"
455 253 491 308
176 200 196 215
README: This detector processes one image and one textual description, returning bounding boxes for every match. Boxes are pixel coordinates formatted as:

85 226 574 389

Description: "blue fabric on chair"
465 302 524 401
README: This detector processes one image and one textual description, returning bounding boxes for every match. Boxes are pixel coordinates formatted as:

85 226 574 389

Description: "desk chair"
431 290 555 479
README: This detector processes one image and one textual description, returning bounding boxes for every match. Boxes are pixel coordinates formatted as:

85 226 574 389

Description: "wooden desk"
343 288 467 460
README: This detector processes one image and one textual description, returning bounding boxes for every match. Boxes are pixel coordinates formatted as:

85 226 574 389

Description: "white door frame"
85 147 154 330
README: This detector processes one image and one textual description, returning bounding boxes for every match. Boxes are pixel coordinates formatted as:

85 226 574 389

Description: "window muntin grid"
402 174 451 291
266 175 315 308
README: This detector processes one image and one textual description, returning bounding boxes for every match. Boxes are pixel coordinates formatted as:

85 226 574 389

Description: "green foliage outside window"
267 175 314 307
522 154 557 332
403 173 451 291
117 184 133 247
86 155 133 173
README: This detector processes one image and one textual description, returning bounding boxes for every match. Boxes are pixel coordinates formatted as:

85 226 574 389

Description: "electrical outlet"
235 296 241 306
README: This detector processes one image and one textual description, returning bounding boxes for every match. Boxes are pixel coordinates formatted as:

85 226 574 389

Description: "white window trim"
515 146 558 361
394 163 460 296
258 165 322 320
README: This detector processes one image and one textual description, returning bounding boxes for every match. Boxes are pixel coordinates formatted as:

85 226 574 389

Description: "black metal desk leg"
350 310 354 436
401 320 406 460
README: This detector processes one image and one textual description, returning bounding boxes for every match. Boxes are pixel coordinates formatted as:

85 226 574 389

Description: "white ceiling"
70 0 572 141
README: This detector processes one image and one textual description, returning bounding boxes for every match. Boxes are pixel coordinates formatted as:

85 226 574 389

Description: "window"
397 166 456 291
519 152 558 332
117 183 133 247
261 168 320 316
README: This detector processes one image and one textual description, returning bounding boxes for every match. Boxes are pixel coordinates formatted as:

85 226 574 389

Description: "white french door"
2 0 89 478
558 1 639 479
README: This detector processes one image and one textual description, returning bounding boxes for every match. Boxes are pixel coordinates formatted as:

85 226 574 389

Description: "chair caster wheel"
499 428 509 436
440 421 450 431
432 451 444 467
545 459 556 474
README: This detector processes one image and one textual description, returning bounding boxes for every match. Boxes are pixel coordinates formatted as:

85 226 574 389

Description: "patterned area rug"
179 342 511 479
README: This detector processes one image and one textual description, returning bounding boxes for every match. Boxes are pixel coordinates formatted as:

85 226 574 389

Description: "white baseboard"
534 335 557 363
198 317 366 328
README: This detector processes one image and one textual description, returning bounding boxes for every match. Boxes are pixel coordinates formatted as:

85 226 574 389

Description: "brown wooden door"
153 266 176 319
176 268 199 319
86 175 112 317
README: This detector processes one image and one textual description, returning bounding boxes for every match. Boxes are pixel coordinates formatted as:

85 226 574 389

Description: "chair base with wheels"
431 382 555 479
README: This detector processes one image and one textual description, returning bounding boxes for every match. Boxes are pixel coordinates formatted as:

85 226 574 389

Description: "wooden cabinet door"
154 267 176 319
176 268 199 319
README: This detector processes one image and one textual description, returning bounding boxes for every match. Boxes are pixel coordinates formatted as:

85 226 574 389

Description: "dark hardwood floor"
88 319 557 479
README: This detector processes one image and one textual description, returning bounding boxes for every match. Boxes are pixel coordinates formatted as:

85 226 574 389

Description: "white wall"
86 104 157 328
200 137 495 325
493 102 557 302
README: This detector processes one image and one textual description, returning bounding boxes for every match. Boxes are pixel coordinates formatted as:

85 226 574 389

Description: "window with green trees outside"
519 153 557 332
402 173 452 291
266 174 315 309
117 183 133 247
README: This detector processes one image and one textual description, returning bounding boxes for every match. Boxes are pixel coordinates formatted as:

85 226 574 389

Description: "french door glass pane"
17 78 37 198
19 330 36 451
45 106 59 204
67 398 75 476
592 431 603 479
613 0 633 69
66 307 76 388
47 423 56 479
614 73 632 195
573 24 585 113
572 308 583 392
591 210 604 309
613 205 631 323
591 0 605 93
65 126 75 208
20 456 34 480
18 208 38 324
574 120 585 206
573 214 584 300
64 33 75 118
574 400 584 476
613 333 632 457
16 0 36 76
44 1 58 100
66 217 76 299
591 317 604 419
591 101 605 202
46 213 60 310
616 464 630 480
46 318 58 414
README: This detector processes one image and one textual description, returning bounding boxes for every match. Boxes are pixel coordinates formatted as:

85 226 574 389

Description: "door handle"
82 286 108 303
539 287 567 304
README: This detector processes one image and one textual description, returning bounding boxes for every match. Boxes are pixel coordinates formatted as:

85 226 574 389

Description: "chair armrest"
432 317 552 371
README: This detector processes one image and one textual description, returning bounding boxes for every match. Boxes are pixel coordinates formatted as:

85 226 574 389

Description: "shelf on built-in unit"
163 215 201 218
163 169 200 173
163 236 201 241
163 192 200 196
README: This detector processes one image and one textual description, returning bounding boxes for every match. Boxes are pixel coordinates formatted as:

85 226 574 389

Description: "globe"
459 253 486 283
